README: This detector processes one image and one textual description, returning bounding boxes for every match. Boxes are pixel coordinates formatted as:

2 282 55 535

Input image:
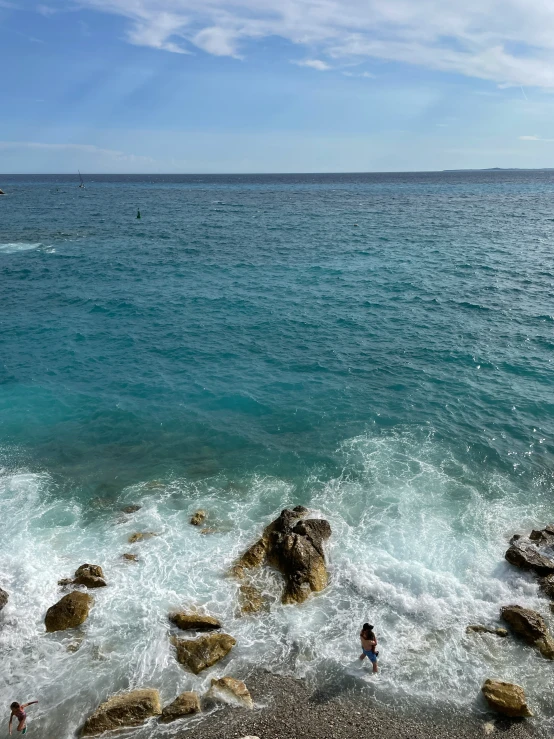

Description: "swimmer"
9 701 38 735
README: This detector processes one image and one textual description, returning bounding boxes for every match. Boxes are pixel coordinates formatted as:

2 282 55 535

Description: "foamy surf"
1 430 553 737
0 242 42 254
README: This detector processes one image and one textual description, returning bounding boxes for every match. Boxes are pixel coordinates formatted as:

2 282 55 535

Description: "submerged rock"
505 525 554 575
466 625 508 637
121 504 141 514
122 553 138 562
0 587 8 612
169 611 221 631
232 508 331 604
73 564 106 588
45 591 93 632
128 532 157 543
190 510 207 526
160 691 201 723
501 604 554 659
82 689 162 735
239 584 264 615
207 677 253 709
171 633 236 674
481 679 532 717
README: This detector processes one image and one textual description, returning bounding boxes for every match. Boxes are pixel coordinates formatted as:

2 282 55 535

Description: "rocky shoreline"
173 670 541 739
2 508 554 735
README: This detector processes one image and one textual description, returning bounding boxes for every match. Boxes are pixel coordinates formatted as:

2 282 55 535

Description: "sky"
3 0 554 172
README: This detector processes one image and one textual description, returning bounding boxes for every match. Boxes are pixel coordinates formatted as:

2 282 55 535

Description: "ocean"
0 171 553 736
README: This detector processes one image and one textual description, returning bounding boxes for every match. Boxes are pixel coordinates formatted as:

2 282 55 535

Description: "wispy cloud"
519 135 554 142
294 59 331 71
0 141 156 163
38 0 554 88
342 70 375 78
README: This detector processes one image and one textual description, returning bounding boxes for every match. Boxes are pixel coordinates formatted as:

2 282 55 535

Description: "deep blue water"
0 171 553 737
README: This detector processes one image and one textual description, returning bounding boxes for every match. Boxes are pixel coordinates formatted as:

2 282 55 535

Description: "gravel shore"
179 670 540 739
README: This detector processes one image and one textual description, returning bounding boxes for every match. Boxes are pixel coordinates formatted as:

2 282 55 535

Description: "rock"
82 689 162 735
122 553 138 562
169 611 221 631
171 633 236 674
232 508 331 604
190 510 207 526
207 676 253 709
466 625 508 637
539 574 554 600
0 587 8 611
76 564 104 579
121 505 141 514
59 564 107 589
160 692 201 723
481 679 532 717
483 722 495 735
505 525 554 575
500 604 554 659
128 532 157 543
45 591 93 632
239 584 264 614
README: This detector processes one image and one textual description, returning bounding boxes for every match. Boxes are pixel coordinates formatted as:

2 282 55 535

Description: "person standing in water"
359 622 379 673
8 701 38 735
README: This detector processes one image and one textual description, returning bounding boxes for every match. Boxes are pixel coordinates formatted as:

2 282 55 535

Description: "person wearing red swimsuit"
8 701 38 735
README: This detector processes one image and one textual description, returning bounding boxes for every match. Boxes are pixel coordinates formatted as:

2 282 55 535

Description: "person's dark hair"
10 703 20 710
362 623 374 631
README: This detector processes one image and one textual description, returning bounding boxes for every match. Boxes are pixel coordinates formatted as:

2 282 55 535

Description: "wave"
1 431 553 737
0 242 42 254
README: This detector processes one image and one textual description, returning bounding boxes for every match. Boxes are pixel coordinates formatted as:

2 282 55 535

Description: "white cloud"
44 0 554 88
294 59 331 71
519 135 554 142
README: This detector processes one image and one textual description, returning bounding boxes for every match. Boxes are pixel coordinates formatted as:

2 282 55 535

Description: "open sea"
0 171 553 736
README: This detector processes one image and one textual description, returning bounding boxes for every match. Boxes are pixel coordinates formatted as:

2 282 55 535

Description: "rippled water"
0 172 553 736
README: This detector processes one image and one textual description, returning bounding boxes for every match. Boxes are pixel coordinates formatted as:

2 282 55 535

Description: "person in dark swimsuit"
359 622 379 673
9 701 38 735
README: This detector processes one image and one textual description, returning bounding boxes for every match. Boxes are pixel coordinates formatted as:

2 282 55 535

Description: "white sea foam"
1 431 553 737
0 242 42 254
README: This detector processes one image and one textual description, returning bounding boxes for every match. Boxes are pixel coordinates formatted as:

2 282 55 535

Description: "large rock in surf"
539 574 554 600
190 510 207 526
207 676 253 709
505 525 554 575
232 507 331 605
0 587 8 612
160 692 201 723
169 611 221 631
73 564 107 589
171 633 236 674
82 689 162 735
500 604 554 659
45 591 93 632
481 679 532 717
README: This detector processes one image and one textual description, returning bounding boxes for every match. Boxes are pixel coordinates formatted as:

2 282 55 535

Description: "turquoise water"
0 172 553 736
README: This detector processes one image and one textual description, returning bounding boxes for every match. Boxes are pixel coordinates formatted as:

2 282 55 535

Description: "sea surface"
0 171 553 737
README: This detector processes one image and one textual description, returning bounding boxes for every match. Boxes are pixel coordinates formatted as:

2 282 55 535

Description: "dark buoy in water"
136 209 141 219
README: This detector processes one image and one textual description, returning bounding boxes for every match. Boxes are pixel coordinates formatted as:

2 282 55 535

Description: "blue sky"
3 0 554 172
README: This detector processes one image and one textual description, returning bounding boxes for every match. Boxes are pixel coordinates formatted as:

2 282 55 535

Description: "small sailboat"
78 170 85 189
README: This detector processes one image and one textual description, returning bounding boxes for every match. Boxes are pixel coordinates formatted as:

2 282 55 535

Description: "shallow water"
0 172 553 736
